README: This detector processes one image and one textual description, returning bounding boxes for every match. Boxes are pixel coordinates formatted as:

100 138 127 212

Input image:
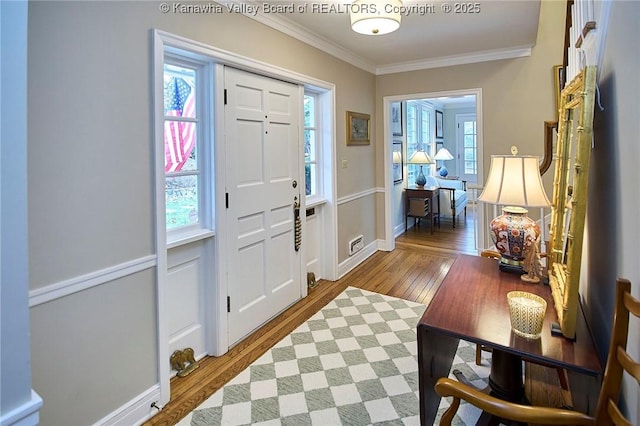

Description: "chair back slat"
623 291 640 316
616 347 640 384
594 278 638 425
606 399 632 426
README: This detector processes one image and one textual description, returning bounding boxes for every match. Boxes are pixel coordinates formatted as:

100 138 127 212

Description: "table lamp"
433 147 454 177
478 147 550 276
407 150 434 187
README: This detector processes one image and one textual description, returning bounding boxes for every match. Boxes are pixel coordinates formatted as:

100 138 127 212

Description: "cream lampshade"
350 0 402 35
478 149 550 276
407 150 433 187
433 148 454 177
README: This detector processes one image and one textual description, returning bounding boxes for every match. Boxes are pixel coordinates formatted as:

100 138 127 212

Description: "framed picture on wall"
393 142 403 184
346 111 370 145
391 102 403 136
435 110 444 139
553 64 564 121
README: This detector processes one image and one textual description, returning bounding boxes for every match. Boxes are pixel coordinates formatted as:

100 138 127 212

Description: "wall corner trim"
0 390 42 426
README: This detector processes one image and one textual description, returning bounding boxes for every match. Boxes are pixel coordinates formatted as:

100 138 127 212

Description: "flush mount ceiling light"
350 0 402 35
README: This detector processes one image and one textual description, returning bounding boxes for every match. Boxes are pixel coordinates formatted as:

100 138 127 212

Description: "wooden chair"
435 278 640 425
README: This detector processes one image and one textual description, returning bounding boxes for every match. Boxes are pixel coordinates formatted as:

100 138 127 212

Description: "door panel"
167 241 210 362
225 67 302 346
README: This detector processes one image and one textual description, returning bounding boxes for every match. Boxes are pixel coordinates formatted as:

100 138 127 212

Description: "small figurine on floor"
522 237 543 283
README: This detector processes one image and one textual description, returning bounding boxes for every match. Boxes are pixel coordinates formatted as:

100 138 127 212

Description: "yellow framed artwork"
346 111 370 145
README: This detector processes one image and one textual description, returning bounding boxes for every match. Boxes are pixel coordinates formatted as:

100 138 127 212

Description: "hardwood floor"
397 205 478 255
145 215 477 426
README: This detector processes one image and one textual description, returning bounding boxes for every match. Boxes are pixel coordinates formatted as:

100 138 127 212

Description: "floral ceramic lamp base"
489 206 540 275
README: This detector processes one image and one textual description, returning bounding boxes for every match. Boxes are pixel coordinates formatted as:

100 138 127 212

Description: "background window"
462 120 477 175
406 101 434 183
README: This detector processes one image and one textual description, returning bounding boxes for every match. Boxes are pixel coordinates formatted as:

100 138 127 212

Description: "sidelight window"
164 62 200 230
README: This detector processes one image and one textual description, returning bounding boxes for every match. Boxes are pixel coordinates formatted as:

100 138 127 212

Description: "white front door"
224 67 302 346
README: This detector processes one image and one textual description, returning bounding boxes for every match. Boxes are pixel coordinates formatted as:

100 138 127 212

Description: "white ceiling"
235 0 542 74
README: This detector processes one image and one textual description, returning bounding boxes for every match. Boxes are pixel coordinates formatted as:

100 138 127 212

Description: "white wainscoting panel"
167 242 207 360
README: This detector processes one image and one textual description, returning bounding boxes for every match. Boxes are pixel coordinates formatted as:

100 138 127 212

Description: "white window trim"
304 90 323 205
406 100 435 180
163 55 215 247
456 113 478 180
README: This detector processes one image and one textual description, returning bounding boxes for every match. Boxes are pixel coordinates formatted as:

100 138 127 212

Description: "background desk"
405 186 439 234
417 254 602 425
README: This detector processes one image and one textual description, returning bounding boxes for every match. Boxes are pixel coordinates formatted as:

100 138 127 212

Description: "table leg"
429 199 434 234
436 192 441 229
474 349 527 426
417 325 459 426
566 369 599 414
488 349 525 402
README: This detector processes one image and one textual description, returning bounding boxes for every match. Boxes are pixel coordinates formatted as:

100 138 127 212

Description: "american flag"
164 76 195 173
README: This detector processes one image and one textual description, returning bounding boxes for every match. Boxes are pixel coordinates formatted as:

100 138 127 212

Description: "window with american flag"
164 62 199 230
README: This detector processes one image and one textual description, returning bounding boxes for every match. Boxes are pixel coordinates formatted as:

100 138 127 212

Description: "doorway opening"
383 89 487 254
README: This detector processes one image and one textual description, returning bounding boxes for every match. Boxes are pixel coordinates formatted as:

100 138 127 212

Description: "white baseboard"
393 222 405 238
94 385 161 426
0 390 42 426
337 239 380 279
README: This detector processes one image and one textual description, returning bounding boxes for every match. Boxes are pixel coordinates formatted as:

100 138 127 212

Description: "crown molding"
231 1 377 74
222 1 533 76
375 45 534 75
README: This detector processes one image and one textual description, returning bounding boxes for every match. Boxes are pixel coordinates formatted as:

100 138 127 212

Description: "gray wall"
585 1 640 422
30 271 157 425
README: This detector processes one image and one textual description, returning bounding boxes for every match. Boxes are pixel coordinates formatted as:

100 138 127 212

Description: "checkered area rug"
178 287 491 425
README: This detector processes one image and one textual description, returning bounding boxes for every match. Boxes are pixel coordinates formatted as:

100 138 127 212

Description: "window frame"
163 53 214 246
456 113 478 181
304 89 325 206
406 100 435 183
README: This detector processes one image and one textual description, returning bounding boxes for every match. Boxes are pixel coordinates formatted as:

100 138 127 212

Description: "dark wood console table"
417 254 602 425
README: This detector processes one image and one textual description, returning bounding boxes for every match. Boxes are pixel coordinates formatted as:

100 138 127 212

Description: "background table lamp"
433 147 454 177
407 150 434 187
478 148 551 275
